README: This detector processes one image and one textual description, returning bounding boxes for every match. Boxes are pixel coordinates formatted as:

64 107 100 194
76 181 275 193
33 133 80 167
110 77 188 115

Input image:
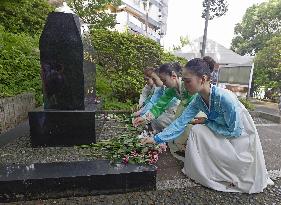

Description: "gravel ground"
0 114 138 164
6 178 281 205
0 116 275 165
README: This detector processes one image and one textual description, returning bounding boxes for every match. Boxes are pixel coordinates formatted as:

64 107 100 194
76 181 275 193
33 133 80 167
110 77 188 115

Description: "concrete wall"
0 93 35 134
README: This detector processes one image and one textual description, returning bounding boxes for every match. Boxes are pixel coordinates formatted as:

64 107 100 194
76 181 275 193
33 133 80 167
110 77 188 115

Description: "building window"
133 0 141 6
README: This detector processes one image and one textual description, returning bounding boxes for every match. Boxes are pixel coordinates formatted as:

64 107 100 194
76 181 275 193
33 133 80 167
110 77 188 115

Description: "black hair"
184 58 214 78
155 66 160 74
158 62 182 76
202 56 216 73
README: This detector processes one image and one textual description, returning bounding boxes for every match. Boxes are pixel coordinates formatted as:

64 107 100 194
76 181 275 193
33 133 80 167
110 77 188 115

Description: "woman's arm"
153 97 200 143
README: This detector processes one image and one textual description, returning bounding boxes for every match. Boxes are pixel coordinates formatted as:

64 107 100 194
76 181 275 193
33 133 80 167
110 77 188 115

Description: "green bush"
103 98 134 110
0 0 54 36
95 65 131 110
91 29 187 106
0 0 53 105
0 27 42 105
239 98 255 111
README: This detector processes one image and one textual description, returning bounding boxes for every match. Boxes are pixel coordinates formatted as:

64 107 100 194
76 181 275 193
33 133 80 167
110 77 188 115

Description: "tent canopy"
173 37 253 66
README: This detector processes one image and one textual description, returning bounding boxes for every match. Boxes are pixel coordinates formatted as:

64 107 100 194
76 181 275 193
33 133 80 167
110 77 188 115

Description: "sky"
162 0 266 50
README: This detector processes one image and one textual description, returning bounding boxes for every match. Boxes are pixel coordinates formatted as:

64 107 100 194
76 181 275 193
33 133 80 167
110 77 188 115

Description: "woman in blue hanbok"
142 58 273 193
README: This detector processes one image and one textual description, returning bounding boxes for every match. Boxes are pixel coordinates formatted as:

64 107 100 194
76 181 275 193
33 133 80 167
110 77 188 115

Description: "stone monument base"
29 110 95 147
0 160 156 202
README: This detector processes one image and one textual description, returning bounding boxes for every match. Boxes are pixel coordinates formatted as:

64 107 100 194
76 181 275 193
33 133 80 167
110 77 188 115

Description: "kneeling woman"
142 58 273 193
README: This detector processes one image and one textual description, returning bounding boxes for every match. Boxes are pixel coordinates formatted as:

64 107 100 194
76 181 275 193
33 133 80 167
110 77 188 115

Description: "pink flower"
153 154 158 160
130 150 139 157
122 156 129 164
149 158 157 164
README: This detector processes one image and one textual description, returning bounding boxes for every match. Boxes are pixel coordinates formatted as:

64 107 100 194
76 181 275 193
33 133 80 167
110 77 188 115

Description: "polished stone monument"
29 12 96 147
1 11 157 203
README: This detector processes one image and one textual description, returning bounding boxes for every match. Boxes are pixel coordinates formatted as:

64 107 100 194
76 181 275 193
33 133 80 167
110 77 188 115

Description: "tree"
67 0 121 29
0 0 54 36
231 0 281 55
201 0 228 20
254 36 281 92
172 36 190 51
201 0 228 56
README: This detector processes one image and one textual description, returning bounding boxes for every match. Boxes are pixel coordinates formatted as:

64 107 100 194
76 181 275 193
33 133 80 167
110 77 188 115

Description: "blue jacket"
154 85 244 143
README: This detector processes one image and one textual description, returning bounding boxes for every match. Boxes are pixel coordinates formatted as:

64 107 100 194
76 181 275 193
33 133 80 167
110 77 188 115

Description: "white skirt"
183 108 274 193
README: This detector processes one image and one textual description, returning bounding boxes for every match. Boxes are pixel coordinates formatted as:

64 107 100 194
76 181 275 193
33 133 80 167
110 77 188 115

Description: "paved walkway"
250 98 280 116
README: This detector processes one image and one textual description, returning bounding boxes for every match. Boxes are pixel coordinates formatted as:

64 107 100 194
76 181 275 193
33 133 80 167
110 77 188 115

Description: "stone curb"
250 111 281 124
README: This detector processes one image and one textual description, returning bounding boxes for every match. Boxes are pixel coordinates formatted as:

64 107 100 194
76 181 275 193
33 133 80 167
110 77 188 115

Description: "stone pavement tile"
257 125 281 170
156 148 185 181
157 165 186 181
156 149 183 168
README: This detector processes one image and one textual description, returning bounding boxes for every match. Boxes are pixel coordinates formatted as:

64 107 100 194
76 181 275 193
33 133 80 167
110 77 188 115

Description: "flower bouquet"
79 135 166 165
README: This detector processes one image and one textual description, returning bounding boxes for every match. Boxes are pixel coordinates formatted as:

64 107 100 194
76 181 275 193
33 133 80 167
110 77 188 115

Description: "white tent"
173 37 253 66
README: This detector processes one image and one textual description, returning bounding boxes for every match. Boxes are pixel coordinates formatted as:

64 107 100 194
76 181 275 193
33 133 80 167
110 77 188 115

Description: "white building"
111 0 169 43
50 0 168 43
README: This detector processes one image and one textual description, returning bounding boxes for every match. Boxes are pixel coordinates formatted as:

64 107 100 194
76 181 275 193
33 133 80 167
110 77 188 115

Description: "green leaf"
80 145 90 148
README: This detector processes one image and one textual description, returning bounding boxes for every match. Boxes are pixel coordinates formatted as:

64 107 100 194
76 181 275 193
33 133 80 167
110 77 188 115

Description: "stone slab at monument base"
29 110 95 147
0 160 156 203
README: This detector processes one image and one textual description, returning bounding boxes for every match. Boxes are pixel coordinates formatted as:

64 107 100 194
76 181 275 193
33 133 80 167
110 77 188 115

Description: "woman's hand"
132 111 141 117
132 117 145 127
191 117 206 125
144 68 154 77
141 137 156 145
151 73 163 87
131 104 139 112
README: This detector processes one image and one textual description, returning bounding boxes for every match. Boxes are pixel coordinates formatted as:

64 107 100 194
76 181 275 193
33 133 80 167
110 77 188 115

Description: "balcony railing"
127 20 160 42
122 0 161 28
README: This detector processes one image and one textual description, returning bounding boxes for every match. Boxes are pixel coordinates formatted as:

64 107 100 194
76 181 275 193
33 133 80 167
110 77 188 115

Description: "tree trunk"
201 0 210 57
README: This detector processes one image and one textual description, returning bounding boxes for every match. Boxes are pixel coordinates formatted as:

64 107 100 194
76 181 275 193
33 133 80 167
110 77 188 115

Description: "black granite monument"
29 12 96 147
0 12 157 203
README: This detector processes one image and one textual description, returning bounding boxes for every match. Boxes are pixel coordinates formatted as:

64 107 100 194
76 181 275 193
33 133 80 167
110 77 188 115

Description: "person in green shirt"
134 67 179 133
133 62 194 125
